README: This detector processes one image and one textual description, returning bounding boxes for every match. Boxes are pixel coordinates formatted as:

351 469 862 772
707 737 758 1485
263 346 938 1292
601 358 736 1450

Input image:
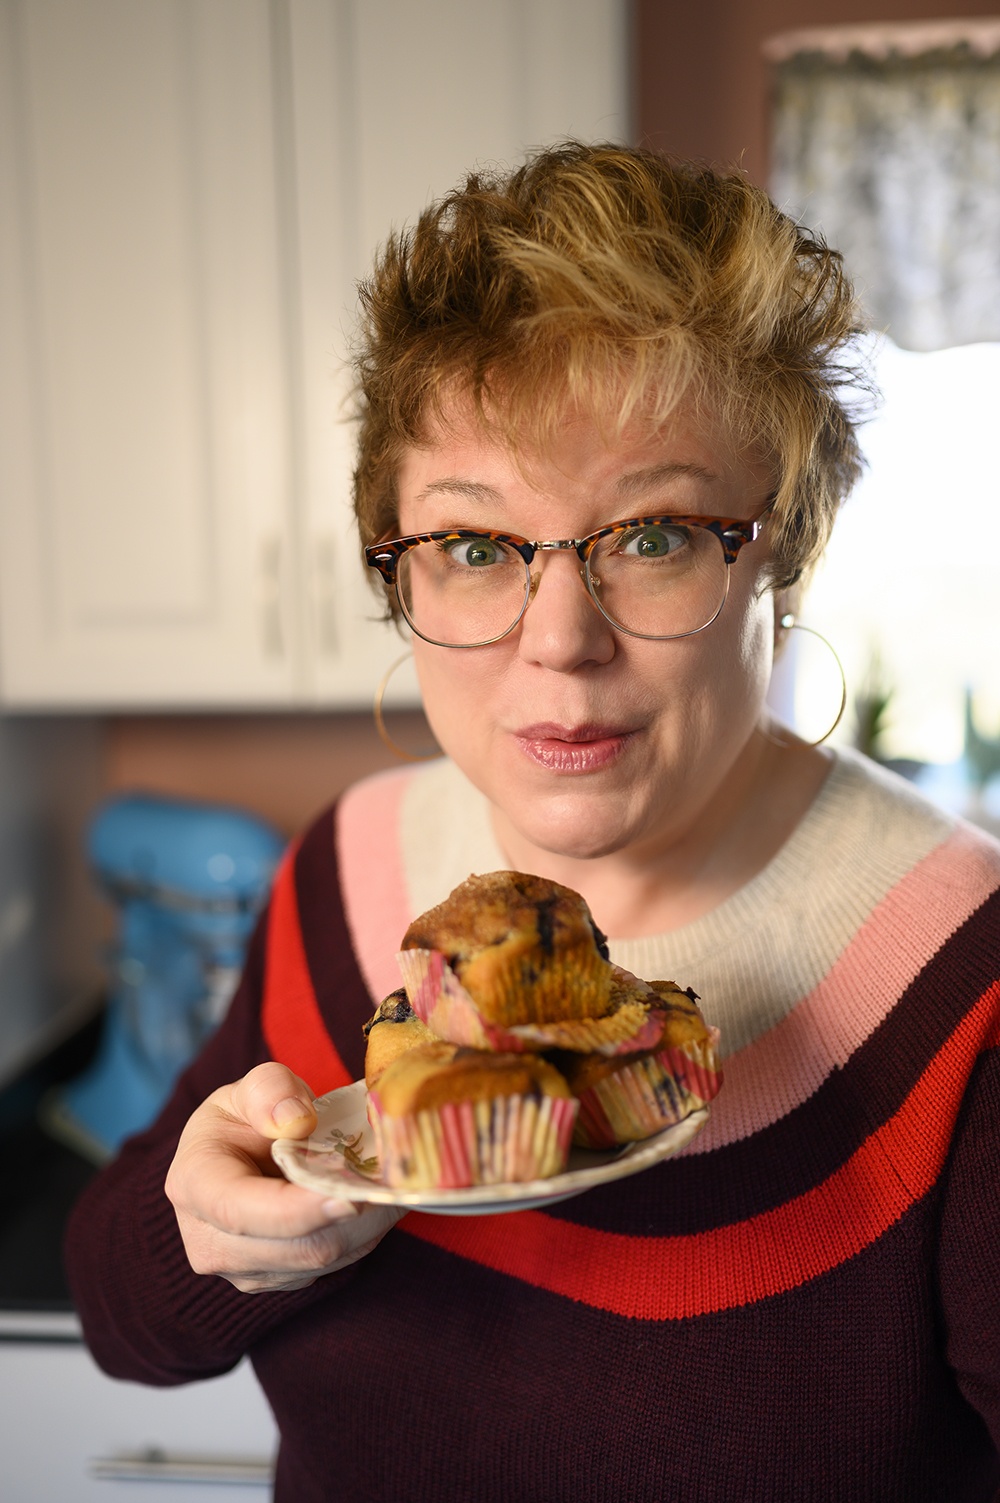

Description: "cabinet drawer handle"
89 1448 274 1485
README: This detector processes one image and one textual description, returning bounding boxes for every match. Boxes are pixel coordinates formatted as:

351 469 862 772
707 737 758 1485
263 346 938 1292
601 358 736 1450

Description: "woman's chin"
496 791 651 863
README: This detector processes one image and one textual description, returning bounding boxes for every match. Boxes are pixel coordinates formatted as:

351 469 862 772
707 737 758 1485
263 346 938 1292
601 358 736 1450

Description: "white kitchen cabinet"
0 1314 279 1502
0 0 301 707
0 0 627 709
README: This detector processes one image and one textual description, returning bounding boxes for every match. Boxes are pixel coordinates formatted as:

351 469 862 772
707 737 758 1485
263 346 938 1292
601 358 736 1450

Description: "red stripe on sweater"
402 984 1000 1318
261 844 352 1094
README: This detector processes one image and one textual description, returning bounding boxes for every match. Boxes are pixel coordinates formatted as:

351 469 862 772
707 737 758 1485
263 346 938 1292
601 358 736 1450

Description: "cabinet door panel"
0 0 297 705
291 0 629 708
0 0 627 708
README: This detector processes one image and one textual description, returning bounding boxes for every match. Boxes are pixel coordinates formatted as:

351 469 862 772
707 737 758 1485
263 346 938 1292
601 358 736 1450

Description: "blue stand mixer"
47 793 284 1162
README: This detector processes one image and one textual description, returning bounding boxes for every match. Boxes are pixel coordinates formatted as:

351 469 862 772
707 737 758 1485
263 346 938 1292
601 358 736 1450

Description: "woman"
67 144 1000 1501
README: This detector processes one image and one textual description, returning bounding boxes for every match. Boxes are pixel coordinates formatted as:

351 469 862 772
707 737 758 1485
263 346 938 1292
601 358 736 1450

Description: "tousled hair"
352 141 869 603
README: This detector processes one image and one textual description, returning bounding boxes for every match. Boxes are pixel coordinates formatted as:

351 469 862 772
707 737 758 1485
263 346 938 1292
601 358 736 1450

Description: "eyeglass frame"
364 508 771 648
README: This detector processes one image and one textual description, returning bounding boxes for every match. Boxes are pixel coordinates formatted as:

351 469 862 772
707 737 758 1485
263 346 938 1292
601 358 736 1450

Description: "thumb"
227 1061 319 1142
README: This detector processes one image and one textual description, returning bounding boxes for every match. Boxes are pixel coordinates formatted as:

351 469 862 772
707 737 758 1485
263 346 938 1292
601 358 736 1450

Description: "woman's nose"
516 553 616 671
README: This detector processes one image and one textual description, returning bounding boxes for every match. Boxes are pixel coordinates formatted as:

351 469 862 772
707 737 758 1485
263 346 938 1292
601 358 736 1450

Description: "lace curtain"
767 20 1000 352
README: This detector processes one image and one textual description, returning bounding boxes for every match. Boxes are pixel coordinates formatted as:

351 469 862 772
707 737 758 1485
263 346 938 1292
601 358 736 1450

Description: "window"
799 337 1000 829
766 20 1000 831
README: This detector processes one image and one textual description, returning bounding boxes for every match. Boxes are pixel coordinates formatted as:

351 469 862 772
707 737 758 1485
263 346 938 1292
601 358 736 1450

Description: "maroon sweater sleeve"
937 1040 1000 1445
64 807 370 1387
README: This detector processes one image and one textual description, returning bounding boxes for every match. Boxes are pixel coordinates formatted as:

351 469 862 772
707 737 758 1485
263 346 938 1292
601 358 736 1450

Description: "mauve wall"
634 0 1000 184
105 711 433 838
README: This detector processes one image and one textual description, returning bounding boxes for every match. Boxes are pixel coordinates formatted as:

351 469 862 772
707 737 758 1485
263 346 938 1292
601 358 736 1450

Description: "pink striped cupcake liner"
573 1031 723 1151
368 1088 578 1189
395 949 663 1055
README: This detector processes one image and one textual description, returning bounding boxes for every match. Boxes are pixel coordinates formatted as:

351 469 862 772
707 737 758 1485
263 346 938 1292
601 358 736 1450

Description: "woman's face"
396 399 777 864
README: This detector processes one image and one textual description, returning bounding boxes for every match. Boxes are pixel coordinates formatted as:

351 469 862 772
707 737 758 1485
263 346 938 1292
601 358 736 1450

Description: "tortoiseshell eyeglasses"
364 512 768 648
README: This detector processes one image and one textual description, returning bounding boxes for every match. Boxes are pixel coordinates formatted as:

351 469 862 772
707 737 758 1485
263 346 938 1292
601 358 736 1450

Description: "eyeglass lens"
395 524 729 646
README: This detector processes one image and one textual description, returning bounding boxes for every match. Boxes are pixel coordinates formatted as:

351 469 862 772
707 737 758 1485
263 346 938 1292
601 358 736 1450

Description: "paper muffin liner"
458 941 612 1026
573 1029 723 1150
368 1088 578 1189
396 948 662 1055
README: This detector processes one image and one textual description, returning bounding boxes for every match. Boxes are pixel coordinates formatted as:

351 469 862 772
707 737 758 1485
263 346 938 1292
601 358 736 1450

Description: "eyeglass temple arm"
365 546 401 585
716 518 765 566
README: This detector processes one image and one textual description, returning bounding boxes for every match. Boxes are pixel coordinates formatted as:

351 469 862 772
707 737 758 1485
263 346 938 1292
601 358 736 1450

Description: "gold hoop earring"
373 652 441 763
760 614 847 750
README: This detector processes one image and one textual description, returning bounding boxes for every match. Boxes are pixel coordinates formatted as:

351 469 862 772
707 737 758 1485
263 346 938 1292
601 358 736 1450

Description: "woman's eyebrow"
414 464 715 507
414 478 504 505
615 461 716 498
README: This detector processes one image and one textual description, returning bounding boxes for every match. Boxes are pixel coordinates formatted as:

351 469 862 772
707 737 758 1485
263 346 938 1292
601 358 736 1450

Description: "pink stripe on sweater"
336 766 418 1004
687 822 1000 1153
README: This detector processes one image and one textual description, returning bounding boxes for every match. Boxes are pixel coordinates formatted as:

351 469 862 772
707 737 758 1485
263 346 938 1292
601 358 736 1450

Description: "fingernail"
272 1097 312 1128
321 1199 358 1220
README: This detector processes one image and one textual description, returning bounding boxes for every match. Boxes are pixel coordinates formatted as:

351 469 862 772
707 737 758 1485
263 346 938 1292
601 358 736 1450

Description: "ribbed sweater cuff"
66 1129 355 1386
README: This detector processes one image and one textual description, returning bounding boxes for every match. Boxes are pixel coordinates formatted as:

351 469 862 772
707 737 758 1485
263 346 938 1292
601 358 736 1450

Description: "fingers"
226 1062 320 1141
167 1087 348 1243
179 1200 408 1293
175 1134 358 1240
166 1063 405 1293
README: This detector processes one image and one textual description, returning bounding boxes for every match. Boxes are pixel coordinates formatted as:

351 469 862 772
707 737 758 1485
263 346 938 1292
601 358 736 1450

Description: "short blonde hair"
352 141 868 598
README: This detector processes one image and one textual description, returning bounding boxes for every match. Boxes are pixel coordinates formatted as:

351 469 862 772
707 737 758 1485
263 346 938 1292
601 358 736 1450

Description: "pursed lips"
514 721 638 742
511 722 640 773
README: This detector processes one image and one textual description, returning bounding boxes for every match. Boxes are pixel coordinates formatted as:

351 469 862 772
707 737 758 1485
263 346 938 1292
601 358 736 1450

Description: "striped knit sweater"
67 750 1000 1502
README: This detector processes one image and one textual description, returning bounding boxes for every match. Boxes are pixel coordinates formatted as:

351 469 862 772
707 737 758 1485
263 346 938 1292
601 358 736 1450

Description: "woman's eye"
443 537 502 567
618 525 687 558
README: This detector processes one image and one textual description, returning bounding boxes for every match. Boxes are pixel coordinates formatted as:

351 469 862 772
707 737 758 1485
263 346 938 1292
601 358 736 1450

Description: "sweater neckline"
401 746 921 962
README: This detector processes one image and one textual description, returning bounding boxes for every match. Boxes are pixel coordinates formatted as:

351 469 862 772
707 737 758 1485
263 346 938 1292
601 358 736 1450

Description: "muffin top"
401 870 609 961
373 1040 572 1116
363 990 438 1088
399 870 614 1026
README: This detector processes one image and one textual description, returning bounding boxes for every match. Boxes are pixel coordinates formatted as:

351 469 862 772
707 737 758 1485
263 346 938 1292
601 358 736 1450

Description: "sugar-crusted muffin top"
400 870 613 1026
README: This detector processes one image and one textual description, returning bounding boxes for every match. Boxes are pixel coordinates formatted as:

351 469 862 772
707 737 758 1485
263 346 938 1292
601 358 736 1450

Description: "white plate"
272 1080 709 1216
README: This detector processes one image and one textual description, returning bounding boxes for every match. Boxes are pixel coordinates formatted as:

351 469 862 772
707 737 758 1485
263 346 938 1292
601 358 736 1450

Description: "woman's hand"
164 1062 406 1294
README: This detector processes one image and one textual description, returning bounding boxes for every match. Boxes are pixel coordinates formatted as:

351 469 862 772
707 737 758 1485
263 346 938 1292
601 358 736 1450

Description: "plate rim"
272 1079 708 1214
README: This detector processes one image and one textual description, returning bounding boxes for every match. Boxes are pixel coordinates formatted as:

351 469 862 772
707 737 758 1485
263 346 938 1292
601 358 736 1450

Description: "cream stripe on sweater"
338 749 1000 1151
395 749 955 1053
